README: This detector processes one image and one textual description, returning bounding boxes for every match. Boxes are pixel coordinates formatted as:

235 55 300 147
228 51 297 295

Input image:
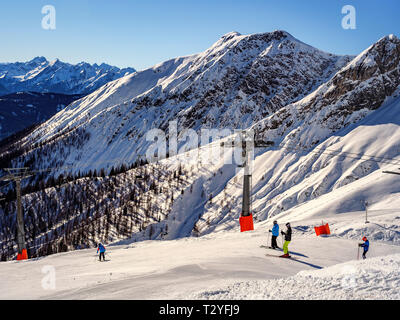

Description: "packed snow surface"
0 208 399 300
190 253 400 300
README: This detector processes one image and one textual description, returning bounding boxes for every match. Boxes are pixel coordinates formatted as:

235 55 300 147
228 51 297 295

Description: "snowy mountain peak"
48 58 61 67
246 30 295 43
29 56 47 64
221 31 241 39
349 33 400 66
379 33 399 42
213 30 295 51
334 33 400 98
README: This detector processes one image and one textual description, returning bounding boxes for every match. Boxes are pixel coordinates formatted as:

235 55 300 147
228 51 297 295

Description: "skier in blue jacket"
269 221 280 249
359 237 369 260
97 243 106 261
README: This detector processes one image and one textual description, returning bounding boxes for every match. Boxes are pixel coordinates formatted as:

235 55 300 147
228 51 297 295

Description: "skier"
359 236 369 260
97 243 106 261
269 220 279 249
280 222 292 258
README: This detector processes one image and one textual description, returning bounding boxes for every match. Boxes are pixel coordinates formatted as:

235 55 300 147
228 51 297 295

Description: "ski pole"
269 231 272 247
268 231 271 247
357 245 360 260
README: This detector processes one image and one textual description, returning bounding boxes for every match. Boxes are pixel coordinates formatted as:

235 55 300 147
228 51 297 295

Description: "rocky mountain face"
0 57 135 96
253 34 400 147
177 31 351 129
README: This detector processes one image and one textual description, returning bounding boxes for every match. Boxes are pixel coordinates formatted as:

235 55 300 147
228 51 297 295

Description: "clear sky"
0 0 399 70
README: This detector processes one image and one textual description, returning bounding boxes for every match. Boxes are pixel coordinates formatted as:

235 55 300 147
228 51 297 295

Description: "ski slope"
1 209 399 300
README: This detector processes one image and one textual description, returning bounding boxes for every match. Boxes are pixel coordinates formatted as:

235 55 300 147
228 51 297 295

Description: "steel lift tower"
0 168 33 260
225 131 273 232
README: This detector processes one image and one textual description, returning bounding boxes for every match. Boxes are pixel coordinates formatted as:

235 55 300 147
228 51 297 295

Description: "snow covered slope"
1 211 399 299
190 253 400 300
0 57 135 96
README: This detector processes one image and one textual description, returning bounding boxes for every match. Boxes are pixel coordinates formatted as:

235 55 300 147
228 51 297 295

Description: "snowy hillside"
195 94 400 236
7 31 353 174
0 57 135 96
1 210 400 299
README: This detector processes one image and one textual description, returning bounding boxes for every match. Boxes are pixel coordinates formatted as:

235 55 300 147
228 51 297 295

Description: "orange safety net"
314 223 331 236
239 214 254 232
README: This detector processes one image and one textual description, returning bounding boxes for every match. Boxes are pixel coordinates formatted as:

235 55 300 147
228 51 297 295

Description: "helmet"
286 222 290 227
362 237 367 241
273 220 277 224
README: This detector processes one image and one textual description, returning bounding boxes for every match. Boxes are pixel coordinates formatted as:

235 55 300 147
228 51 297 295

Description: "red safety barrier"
314 223 331 236
16 249 28 261
240 214 254 232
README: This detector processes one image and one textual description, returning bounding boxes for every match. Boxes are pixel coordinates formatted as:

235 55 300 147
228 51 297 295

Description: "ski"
265 254 297 259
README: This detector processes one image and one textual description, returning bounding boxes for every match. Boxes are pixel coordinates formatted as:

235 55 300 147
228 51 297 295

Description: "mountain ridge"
10 30 357 173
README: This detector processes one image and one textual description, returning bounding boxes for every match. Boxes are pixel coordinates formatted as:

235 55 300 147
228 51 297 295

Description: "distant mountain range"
0 57 136 139
0 57 135 96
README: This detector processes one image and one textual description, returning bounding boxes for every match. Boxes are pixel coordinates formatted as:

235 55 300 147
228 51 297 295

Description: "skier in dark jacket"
359 236 369 260
280 223 292 258
269 220 280 249
97 243 106 261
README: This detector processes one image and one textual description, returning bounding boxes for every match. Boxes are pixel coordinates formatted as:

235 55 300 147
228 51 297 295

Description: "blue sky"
0 0 399 70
